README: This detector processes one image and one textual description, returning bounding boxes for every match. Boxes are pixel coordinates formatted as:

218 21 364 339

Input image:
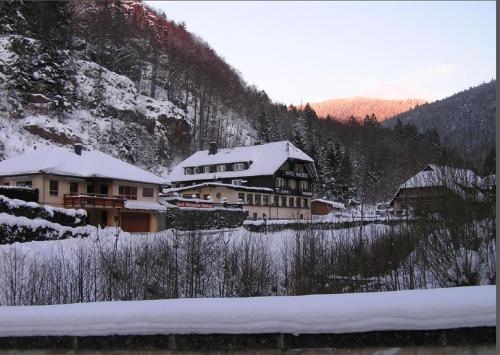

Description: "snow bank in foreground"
0 286 494 337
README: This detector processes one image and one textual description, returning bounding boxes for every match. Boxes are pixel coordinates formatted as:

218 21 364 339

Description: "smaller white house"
0 145 166 232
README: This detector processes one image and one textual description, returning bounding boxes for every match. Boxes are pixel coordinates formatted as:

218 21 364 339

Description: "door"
121 212 150 232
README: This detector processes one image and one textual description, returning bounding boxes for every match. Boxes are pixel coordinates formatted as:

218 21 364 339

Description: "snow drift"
0 285 495 337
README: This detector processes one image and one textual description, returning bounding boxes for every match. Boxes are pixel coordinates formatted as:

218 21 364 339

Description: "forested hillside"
384 81 496 168
310 97 426 122
0 0 492 204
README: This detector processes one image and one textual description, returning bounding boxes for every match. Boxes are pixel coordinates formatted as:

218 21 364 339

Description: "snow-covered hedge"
0 195 86 227
0 213 91 244
164 208 248 230
0 185 38 202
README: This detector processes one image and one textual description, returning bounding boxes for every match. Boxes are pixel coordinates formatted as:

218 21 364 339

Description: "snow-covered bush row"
0 220 494 306
0 185 38 203
0 195 86 227
0 213 91 245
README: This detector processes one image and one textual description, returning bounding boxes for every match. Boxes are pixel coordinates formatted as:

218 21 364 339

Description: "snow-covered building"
0 145 166 232
390 164 486 215
311 199 346 216
165 141 317 220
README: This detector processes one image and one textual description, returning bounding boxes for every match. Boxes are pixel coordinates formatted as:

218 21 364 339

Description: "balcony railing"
274 187 313 196
295 172 309 179
64 193 125 209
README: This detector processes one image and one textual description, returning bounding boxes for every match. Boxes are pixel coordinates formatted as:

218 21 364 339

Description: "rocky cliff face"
0 0 257 176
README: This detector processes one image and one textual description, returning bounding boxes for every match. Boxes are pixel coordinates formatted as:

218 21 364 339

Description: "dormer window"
185 167 193 175
216 164 226 172
203 166 210 173
234 162 245 171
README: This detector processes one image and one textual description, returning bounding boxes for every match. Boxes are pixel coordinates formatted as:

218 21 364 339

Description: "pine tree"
483 146 496 176
256 109 271 143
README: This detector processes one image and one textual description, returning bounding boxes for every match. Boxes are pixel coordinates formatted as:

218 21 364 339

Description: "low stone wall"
0 327 494 351
164 208 248 230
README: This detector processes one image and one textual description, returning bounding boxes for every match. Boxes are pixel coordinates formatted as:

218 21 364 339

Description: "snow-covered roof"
312 199 346 209
0 147 166 185
167 141 316 183
163 182 274 194
124 200 167 211
391 164 484 204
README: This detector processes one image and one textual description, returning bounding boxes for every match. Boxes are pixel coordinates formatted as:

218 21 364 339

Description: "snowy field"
0 286 494 337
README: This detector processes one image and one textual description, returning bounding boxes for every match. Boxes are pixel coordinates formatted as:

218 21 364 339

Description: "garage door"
121 212 150 232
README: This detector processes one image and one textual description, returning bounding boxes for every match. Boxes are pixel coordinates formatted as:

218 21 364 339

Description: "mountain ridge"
309 97 428 121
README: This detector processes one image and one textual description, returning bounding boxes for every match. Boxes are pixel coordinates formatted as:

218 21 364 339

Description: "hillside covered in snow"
0 0 259 175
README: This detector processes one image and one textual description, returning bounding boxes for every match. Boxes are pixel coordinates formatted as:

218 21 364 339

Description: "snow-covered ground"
0 286 494 336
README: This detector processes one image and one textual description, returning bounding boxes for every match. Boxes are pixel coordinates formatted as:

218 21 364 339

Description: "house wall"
1 174 160 232
171 185 312 220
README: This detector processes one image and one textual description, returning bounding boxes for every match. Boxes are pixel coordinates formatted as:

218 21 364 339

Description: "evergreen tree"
256 109 271 143
483 146 496 176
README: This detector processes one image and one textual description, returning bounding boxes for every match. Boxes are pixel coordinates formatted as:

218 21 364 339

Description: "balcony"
295 172 309 179
300 190 313 196
274 187 313 196
282 170 295 177
64 193 125 209
274 187 291 194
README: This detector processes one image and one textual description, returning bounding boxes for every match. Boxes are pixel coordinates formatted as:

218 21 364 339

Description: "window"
203 166 210 173
273 195 279 206
246 193 253 205
255 194 261 205
216 164 226 172
49 180 59 196
299 214 304 219
281 196 287 207
253 212 257 220
304 198 309 208
238 193 244 202
203 194 210 200
234 163 245 171
193 167 200 174
289 179 297 189
143 187 154 198
276 177 285 188
69 182 78 194
119 186 137 200
301 198 306 208
299 180 308 190
295 164 305 173
263 213 267 220
232 179 244 186
3 182 9 186
16 180 32 187
263 195 269 205
289 197 295 207
179 183 185 188
184 167 193 175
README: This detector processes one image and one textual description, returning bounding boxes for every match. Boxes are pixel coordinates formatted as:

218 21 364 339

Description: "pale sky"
146 1 496 104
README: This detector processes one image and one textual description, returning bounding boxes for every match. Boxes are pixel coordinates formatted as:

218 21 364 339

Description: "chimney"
74 143 83 156
208 142 217 155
